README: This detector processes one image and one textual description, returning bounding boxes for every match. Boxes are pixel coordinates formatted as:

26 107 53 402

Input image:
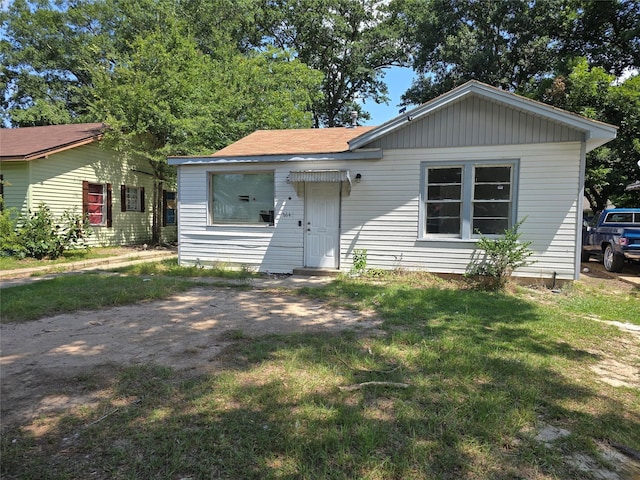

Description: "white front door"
304 182 340 268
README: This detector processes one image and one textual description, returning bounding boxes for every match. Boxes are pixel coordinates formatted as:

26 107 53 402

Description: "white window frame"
87 183 107 226
419 159 519 241
208 171 275 226
125 186 143 212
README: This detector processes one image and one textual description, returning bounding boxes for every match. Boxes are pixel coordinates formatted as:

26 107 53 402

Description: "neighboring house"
168 81 617 282
0 123 177 246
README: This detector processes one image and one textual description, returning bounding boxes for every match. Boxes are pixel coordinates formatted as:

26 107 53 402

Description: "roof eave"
168 148 382 166
0 135 102 161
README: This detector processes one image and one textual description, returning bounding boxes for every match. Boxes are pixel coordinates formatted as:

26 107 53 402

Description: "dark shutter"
82 181 89 218
162 190 167 226
106 183 113 227
121 185 127 212
140 187 145 212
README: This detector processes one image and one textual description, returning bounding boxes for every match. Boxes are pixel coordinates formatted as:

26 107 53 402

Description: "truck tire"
603 244 624 272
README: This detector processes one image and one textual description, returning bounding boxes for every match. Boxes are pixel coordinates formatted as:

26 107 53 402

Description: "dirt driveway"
0 284 382 428
1 264 638 430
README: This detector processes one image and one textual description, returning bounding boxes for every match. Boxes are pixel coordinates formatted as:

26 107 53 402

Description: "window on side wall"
83 181 113 227
163 190 177 226
421 161 516 240
210 172 274 225
121 185 145 212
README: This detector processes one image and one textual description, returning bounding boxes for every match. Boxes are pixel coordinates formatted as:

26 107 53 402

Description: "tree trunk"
151 179 163 245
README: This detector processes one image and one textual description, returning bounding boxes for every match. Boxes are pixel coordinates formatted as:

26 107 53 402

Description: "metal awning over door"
289 169 352 196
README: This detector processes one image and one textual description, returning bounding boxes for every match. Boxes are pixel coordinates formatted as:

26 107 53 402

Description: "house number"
282 212 292 217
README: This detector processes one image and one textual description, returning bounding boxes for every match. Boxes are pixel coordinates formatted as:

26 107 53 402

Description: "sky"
360 66 417 126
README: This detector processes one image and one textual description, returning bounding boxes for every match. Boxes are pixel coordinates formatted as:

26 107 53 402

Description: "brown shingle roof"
0 123 106 161
211 126 377 157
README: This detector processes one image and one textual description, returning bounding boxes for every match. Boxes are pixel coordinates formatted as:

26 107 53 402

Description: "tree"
391 0 567 104
549 61 640 211
0 0 100 125
259 0 407 126
88 24 321 243
392 0 639 105
560 0 640 77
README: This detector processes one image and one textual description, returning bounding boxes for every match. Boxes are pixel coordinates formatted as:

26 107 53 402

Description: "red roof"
0 123 106 161
211 126 377 157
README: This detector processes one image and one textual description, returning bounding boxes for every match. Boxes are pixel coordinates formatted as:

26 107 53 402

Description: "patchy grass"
1 273 639 479
0 274 199 323
115 257 257 279
552 281 640 326
0 247 130 271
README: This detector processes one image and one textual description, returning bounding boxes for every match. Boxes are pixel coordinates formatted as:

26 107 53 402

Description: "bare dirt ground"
1 284 382 428
1 265 639 478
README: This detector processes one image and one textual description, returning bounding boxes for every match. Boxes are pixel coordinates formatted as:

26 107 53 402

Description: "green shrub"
16 204 90 259
0 202 24 258
351 248 368 274
465 219 534 290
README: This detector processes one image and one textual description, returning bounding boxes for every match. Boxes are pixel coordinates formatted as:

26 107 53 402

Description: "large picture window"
210 173 274 225
422 161 516 240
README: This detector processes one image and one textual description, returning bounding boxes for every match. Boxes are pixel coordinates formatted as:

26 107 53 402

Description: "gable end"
365 95 584 150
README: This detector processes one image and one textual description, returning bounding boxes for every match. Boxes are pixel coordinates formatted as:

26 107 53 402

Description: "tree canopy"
1 0 639 210
259 0 407 127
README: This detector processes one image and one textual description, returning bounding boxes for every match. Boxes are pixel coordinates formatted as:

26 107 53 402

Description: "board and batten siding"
176 141 582 281
1 143 158 246
367 95 584 150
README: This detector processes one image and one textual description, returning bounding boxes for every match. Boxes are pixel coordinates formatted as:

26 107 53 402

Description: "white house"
168 81 617 282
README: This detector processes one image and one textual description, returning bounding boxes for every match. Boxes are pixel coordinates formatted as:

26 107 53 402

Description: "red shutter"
121 185 127 212
140 187 145 212
82 181 89 218
106 183 113 227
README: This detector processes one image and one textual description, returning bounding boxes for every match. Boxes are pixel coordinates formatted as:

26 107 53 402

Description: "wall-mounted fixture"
355 173 362 183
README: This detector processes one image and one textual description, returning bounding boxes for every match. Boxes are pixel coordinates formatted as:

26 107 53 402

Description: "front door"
304 182 340 268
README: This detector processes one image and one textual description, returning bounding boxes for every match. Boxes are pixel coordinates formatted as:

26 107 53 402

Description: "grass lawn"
1 272 638 479
0 247 130 271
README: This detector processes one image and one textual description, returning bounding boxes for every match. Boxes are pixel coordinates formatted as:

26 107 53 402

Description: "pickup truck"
582 208 640 272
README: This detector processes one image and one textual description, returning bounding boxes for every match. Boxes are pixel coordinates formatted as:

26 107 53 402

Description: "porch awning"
289 169 352 196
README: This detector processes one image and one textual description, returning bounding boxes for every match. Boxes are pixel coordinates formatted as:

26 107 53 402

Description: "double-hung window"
163 191 177 226
421 160 517 239
121 185 145 212
83 181 112 227
210 172 275 225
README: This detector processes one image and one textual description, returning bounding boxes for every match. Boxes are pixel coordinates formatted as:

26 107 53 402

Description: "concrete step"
292 267 340 277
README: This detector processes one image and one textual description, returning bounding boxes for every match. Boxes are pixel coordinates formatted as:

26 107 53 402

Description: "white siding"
176 141 582 281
